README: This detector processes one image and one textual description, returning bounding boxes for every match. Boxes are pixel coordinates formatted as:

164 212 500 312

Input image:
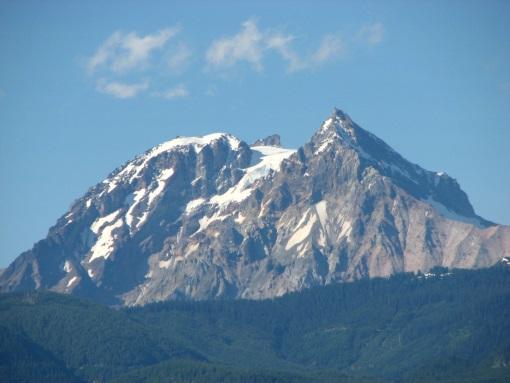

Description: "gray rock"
252 134 281 147
1 109 509 305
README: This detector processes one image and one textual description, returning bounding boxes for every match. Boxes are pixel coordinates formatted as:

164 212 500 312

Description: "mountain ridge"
1 108 508 305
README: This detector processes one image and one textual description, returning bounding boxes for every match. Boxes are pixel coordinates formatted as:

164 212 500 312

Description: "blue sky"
1 0 509 267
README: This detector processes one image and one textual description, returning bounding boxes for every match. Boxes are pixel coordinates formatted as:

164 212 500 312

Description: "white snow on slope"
126 188 147 229
66 276 78 288
317 115 373 161
211 146 296 207
63 260 72 273
425 197 485 228
123 168 175 232
149 133 239 158
103 133 239 193
185 198 206 214
159 259 172 269
89 218 124 262
296 241 311 258
91 210 121 234
198 212 231 231
148 168 174 205
235 213 246 224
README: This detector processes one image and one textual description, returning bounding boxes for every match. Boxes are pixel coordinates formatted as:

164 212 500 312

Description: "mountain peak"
1 108 508 305
331 107 350 120
311 108 481 221
251 134 281 147
317 107 356 136
153 132 241 155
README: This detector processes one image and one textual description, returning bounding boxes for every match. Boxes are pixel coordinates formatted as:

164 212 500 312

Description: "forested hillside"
1 264 510 382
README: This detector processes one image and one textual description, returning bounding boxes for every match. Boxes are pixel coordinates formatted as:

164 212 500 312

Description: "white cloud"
88 27 180 74
206 19 350 73
96 79 149 99
312 35 344 64
266 33 305 73
206 19 264 71
167 43 192 74
357 22 385 46
153 84 189 99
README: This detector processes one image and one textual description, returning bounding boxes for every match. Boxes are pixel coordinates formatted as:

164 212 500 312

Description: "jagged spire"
332 107 350 121
251 134 281 147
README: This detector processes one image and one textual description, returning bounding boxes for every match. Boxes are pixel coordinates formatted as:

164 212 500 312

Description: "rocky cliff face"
1 109 509 305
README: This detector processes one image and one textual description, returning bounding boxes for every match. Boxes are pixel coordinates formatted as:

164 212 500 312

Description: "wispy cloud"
206 19 264 71
88 27 180 74
167 43 192 74
85 20 385 99
357 22 385 46
205 19 350 73
312 35 344 65
266 33 305 73
96 79 149 99
87 27 190 99
153 84 190 99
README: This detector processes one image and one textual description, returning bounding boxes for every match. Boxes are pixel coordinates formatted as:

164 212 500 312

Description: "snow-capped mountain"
1 108 509 305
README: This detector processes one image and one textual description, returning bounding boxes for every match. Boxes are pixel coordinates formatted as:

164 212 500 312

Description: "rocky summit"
1 108 509 305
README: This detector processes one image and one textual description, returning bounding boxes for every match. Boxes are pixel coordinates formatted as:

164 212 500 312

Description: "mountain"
1 265 510 382
1 108 509 305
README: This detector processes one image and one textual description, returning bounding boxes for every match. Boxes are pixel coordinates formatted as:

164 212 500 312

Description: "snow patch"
320 118 334 132
63 261 72 273
91 209 121 234
383 162 417 183
198 212 230 231
318 229 326 247
66 276 78 288
101 133 239 196
425 197 485 228
210 146 295 207
147 168 174 205
297 242 311 258
126 188 147 229
315 138 335 154
89 218 123 262
235 213 246 224
185 198 206 214
159 259 172 269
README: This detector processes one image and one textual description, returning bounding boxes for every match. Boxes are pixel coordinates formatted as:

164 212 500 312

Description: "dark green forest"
1 264 510 382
